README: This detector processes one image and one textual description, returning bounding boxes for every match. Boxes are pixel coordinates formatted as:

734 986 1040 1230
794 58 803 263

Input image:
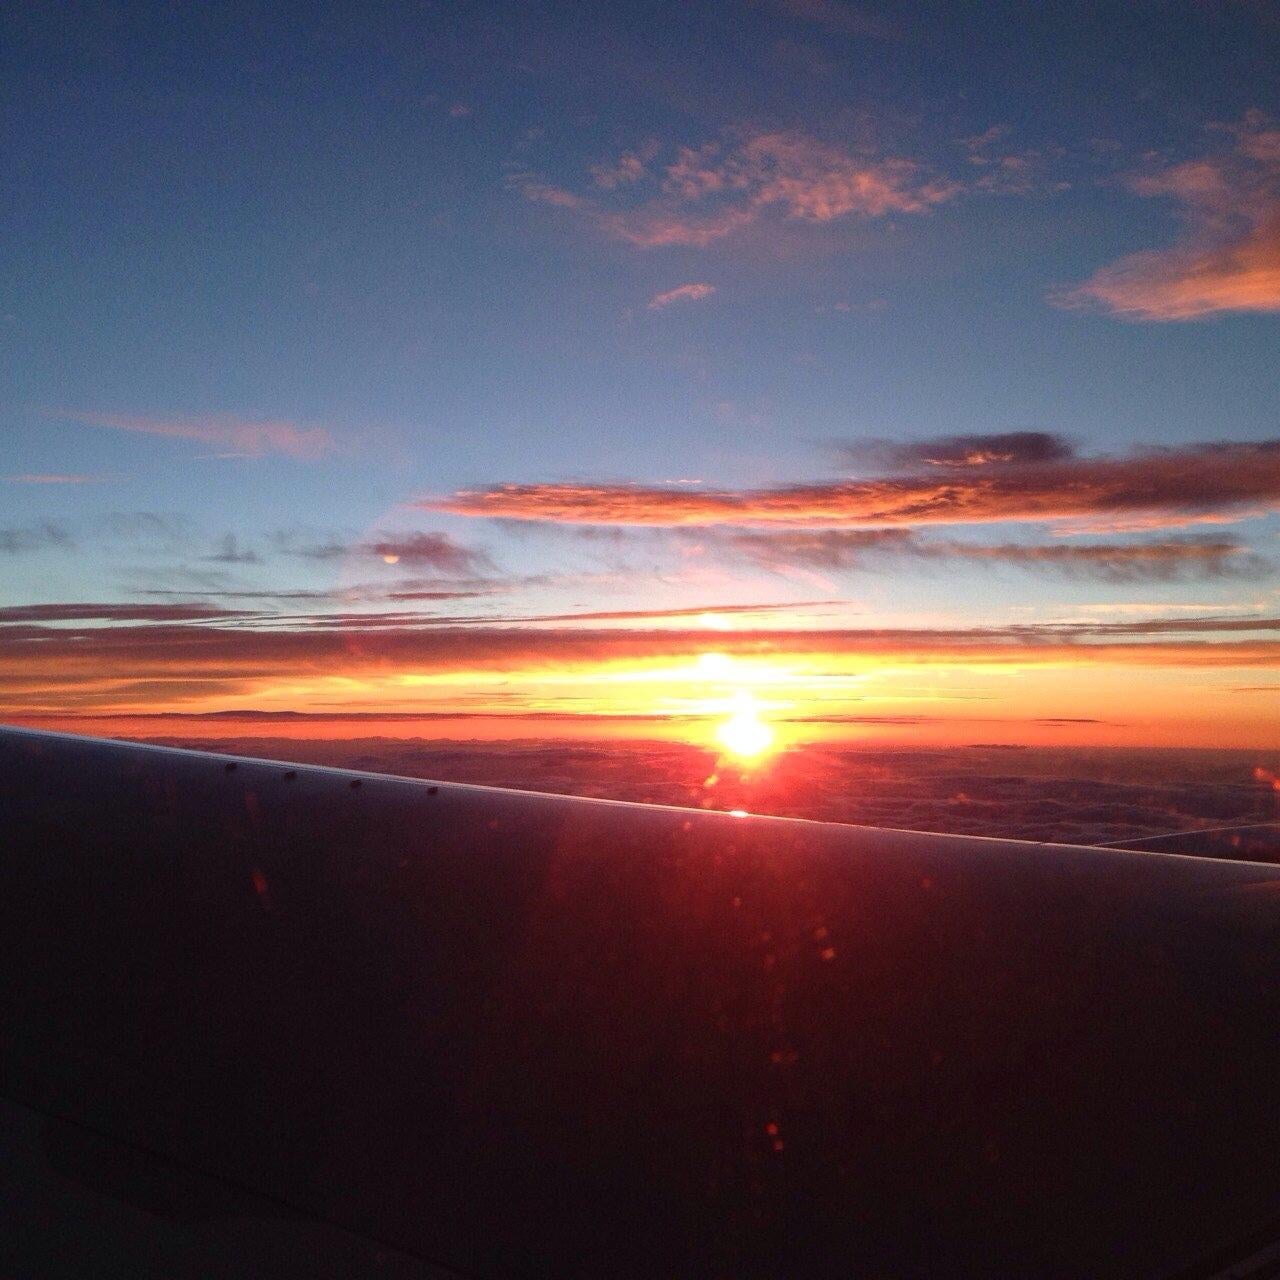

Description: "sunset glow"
1 4 1278 758
7 16 1280 1279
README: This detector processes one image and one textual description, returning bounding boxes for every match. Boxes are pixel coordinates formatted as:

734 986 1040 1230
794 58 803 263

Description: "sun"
715 692 776 762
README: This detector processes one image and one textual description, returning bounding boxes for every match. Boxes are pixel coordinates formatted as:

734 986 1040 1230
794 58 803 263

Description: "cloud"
5 587 1280 721
591 149 650 189
518 129 957 249
141 586 495 603
272 530 349 561
937 537 1267 582
413 600 842 626
1058 110 1280 319
942 537 1267 581
141 588 342 602
4 473 111 485
4 613 1280 718
423 438 1280 530
28 735 1277 849
1050 615 1280 637
716 529 1266 581
819 298 888 314
960 126 1069 198
54 410 335 458
382 588 503 601
0 521 73 554
0 603 255 623
716 529 914 568
204 534 261 565
365 532 495 573
648 282 717 310
731 132 956 219
604 206 758 249
102 511 188 540
840 431 1075 469
276 529 493 574
518 180 591 211
744 530 1263 580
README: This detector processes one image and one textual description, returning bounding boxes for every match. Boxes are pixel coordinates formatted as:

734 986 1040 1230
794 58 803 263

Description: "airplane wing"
1 725 1278 1278
1103 823 1280 862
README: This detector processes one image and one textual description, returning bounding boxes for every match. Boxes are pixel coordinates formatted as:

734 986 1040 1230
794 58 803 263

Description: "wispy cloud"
5 613 1280 716
214 599 839 633
141 588 334 602
365 532 495 573
54 410 336 459
423 437 1280 530
0 521 74 554
518 129 957 249
101 511 191 546
275 529 492 574
591 148 652 189
929 537 1267 581
839 430 1075 469
421 600 842 626
203 534 262 565
960 126 1069 197
712 528 914 567
605 205 757 249
648 282 717 309
0 602 256 623
519 180 590 211
718 529 1268 582
141 586 495 603
1057 110 1280 319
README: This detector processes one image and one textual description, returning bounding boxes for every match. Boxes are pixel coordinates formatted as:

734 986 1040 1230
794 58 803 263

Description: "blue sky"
3 1 1279 742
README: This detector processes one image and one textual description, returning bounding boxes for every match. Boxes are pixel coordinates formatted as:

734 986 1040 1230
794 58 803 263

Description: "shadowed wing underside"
1 726 1279 1278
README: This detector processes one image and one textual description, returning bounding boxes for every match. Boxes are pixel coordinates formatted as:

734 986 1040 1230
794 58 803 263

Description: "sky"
3 0 1280 750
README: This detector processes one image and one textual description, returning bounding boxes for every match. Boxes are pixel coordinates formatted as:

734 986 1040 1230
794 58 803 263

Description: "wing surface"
1 726 1278 1278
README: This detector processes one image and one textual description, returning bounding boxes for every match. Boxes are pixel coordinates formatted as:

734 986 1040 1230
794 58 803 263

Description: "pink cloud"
648 282 717 310
737 132 957 220
519 129 957 249
54 411 336 459
423 438 1280 530
604 206 757 249
1058 110 1280 319
591 150 648 189
517 180 591 211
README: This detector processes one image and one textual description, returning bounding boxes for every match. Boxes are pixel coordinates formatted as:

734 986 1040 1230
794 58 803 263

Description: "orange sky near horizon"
7 621 1279 750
